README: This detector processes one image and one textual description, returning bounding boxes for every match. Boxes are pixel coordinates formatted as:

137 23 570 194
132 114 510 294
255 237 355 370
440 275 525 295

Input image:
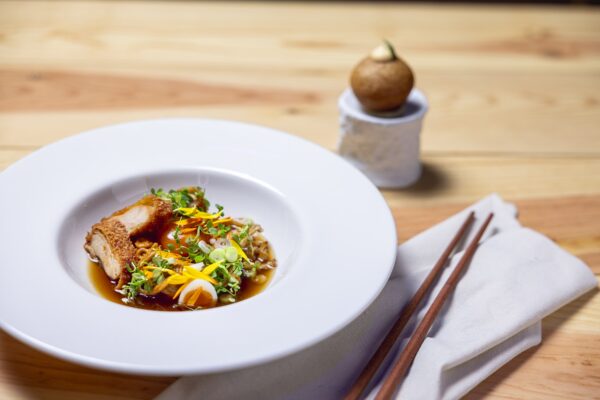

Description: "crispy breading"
84 194 174 282
84 219 136 280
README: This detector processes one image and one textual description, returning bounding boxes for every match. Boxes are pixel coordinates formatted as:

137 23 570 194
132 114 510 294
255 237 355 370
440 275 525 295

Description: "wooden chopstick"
374 212 494 400
344 211 475 400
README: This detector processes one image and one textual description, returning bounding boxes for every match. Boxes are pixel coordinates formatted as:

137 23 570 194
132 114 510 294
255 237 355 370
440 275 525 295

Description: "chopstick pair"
345 211 494 400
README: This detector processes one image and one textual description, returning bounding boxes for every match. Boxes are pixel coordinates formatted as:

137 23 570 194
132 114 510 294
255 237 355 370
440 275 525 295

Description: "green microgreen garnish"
121 263 151 300
151 187 207 212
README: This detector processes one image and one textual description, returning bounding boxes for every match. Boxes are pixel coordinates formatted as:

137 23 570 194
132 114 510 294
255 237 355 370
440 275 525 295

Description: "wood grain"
0 1 599 399
0 69 318 111
2 149 600 206
1 2 600 155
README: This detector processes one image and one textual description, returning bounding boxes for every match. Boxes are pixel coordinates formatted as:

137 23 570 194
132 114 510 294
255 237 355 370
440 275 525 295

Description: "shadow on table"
385 162 450 195
462 287 599 399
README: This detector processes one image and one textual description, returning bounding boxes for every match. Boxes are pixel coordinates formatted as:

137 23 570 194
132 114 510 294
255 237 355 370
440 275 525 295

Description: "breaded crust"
148 196 172 230
85 219 136 279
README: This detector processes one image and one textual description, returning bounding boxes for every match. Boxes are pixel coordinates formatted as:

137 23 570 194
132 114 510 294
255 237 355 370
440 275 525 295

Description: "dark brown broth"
88 260 274 311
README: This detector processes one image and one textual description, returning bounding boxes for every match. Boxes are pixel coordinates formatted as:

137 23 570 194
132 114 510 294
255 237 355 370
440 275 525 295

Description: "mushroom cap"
350 56 414 112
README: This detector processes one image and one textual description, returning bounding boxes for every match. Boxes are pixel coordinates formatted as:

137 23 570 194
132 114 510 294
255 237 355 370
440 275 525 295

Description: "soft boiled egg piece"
178 279 218 308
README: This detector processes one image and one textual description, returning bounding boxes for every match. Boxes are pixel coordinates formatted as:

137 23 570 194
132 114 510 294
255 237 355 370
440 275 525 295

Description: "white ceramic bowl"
0 119 397 375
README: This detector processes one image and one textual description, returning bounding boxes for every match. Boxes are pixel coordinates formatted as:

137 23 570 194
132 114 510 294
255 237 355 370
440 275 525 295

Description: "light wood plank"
382 156 600 207
0 331 174 399
0 1 599 154
2 149 600 208
1 2 599 73
466 323 600 400
0 72 599 154
393 196 600 276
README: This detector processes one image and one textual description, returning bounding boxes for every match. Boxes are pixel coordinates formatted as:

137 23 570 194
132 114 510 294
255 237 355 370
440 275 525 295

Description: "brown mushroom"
350 40 414 112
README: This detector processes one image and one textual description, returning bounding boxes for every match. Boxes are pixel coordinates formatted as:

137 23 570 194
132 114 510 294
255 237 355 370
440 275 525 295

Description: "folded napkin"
156 194 596 400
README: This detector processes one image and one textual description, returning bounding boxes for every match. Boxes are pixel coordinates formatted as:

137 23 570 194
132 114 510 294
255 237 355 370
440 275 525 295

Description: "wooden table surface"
1 1 599 399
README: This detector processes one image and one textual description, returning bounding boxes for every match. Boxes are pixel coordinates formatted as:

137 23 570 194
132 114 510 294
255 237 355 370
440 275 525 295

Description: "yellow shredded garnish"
175 215 230 228
152 278 171 294
142 266 176 275
175 208 223 220
172 280 191 300
156 250 182 260
150 279 168 295
149 271 191 294
201 260 223 276
182 265 218 285
155 274 191 294
175 218 202 227
230 238 249 262
164 274 190 286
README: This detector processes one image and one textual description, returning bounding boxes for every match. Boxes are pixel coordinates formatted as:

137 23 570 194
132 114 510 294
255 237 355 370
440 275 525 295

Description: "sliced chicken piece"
108 195 172 237
84 219 136 280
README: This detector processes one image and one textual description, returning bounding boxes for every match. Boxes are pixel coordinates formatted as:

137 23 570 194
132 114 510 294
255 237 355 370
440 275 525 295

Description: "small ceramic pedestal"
337 88 429 188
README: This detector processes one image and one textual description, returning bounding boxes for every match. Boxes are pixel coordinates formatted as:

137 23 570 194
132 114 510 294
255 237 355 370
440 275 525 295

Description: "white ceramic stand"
337 88 428 188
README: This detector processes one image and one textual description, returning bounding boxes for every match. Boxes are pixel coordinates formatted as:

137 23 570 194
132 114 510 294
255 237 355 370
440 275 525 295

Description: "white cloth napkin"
156 194 596 400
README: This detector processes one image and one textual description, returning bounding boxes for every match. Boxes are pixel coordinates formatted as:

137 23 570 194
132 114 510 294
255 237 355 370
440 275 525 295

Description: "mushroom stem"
370 40 398 62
